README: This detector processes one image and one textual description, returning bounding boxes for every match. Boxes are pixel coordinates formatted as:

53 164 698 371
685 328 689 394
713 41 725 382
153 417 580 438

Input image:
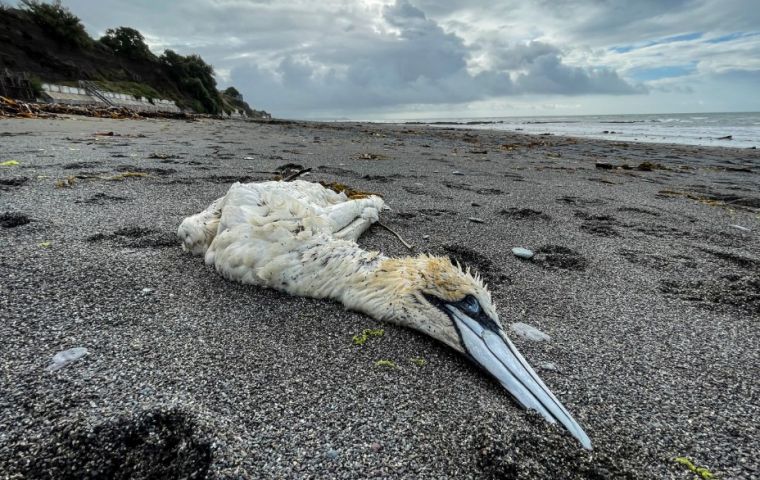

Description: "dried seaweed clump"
320 181 382 199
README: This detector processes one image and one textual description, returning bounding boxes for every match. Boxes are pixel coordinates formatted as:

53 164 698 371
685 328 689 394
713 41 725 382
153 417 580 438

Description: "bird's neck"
293 239 416 324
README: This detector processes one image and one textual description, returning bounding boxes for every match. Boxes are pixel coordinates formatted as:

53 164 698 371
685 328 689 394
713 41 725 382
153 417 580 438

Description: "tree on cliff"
20 0 91 48
159 50 222 114
100 27 155 60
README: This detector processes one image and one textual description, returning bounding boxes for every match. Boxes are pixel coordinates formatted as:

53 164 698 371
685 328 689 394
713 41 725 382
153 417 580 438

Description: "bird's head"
362 254 591 450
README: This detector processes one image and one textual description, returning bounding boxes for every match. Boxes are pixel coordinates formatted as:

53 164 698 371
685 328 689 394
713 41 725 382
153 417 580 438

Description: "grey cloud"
228 1 639 116
40 0 757 116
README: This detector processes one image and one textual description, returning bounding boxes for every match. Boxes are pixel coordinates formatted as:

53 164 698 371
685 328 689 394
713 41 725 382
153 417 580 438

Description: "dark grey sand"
1 116 758 479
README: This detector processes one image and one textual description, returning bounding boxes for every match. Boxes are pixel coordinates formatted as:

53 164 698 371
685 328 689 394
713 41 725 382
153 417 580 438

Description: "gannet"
178 180 591 449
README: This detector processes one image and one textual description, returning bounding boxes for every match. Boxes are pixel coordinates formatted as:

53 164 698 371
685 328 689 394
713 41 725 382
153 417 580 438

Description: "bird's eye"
458 295 480 315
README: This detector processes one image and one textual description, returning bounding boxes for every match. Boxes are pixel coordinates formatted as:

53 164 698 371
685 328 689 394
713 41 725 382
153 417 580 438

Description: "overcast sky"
28 0 760 118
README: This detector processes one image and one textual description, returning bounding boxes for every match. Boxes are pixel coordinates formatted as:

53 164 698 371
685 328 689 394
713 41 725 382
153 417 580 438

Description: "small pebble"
326 448 339 460
729 224 751 232
512 247 534 259
141 287 154 294
468 217 485 223
422 234 430 240
539 362 559 371
452 170 464 175
47 347 88 372
471 202 481 207
370 442 383 453
511 322 551 342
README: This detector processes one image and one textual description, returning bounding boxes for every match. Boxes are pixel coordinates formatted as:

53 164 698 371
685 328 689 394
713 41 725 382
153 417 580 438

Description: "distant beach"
1 116 758 478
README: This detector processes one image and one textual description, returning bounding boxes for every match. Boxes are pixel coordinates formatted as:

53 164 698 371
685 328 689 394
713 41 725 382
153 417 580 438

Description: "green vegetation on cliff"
0 1 263 115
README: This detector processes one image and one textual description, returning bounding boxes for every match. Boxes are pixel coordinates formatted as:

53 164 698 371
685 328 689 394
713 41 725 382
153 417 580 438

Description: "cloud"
23 0 760 116
227 1 639 116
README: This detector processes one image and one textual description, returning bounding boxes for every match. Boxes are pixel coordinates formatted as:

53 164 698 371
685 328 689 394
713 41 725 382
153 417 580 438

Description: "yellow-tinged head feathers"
377 254 492 303
350 254 499 348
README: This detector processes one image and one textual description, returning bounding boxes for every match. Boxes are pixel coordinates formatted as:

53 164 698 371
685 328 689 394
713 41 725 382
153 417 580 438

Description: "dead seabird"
178 180 591 449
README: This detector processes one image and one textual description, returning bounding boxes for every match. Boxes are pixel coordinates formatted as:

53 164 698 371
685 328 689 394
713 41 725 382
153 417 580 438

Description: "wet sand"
1 116 758 479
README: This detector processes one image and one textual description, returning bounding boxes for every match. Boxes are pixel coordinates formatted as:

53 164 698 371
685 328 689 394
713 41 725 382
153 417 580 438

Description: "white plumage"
178 179 592 449
178 180 386 305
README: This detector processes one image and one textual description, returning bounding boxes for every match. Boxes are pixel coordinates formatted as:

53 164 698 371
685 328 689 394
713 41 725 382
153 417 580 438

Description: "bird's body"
179 180 592 449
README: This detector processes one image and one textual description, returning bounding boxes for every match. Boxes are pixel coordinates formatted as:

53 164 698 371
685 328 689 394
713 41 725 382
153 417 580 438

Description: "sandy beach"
1 116 758 478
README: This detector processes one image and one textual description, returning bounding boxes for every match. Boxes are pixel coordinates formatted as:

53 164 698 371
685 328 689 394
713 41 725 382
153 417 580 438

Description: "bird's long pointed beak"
447 305 592 450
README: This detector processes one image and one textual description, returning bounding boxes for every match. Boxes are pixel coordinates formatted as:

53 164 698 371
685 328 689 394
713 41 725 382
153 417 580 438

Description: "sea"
395 112 760 149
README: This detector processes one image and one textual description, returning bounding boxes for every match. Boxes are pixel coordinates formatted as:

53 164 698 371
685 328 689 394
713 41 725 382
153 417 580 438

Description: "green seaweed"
410 357 426 367
352 328 384 346
674 457 715 479
374 360 397 369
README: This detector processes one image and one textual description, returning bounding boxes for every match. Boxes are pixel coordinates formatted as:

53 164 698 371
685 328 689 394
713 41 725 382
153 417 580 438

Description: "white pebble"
511 322 551 342
539 362 559 371
47 347 88 372
512 247 534 259
729 224 751 232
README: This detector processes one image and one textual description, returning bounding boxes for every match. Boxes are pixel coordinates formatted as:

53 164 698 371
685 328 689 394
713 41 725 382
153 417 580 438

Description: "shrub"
28 74 44 97
20 0 92 48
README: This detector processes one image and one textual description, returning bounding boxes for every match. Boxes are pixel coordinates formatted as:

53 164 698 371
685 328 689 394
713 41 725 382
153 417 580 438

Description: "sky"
23 0 760 119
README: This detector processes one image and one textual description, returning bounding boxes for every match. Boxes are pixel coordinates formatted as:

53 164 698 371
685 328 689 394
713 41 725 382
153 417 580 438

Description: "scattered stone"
422 234 430 240
471 202 481 207
510 322 551 342
539 362 559 371
468 217 485 223
717 135 733 140
47 347 88 372
355 153 387 160
511 247 534 259
141 288 154 295
325 448 339 460
595 161 614 169
452 170 464 175
370 442 383 453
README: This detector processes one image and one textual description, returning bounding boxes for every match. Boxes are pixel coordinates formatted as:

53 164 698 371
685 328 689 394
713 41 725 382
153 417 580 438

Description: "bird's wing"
177 196 225 255
182 181 384 287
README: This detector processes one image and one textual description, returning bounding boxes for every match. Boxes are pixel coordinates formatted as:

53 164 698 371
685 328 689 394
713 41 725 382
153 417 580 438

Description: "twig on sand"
283 168 312 181
377 221 414 251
